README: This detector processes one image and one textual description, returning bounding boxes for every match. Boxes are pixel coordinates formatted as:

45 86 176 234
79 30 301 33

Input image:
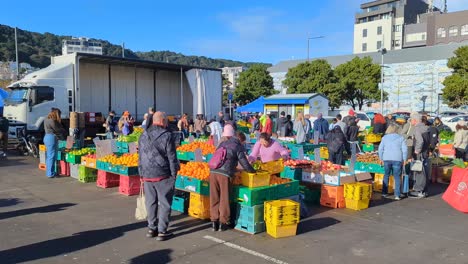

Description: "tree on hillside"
442 46 468 108
282 59 343 109
334 56 381 110
234 65 277 103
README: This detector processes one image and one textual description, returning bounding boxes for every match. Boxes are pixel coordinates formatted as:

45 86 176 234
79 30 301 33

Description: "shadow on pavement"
0 203 76 220
128 249 173 264
0 221 147 264
297 217 341 234
0 198 22 207
0 159 28 167
426 183 447 197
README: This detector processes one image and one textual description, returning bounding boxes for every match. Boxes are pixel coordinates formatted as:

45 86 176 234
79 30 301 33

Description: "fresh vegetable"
439 130 455 141
452 159 467 169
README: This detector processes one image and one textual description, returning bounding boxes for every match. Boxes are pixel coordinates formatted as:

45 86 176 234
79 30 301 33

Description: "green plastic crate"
118 166 139 176
175 175 209 195
231 185 273 206
274 180 300 199
177 151 195 161
362 144 375 152
299 185 321 205
78 165 97 183
238 126 250 134
172 195 188 213
65 153 82 164
56 150 64 161
280 167 302 180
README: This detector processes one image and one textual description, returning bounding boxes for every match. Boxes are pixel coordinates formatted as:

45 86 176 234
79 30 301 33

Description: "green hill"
0 24 270 69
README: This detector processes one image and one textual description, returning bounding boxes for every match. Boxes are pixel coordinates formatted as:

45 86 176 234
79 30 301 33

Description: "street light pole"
15 27 19 80
307 36 325 62
378 48 387 114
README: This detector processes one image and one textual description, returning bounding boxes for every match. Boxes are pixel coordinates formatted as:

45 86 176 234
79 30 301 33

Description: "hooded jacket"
212 137 255 177
138 125 180 179
278 116 288 136
326 126 346 153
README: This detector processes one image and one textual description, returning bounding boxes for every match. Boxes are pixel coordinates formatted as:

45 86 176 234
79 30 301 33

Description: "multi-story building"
62 37 103 55
404 10 468 48
221 66 245 90
354 0 431 54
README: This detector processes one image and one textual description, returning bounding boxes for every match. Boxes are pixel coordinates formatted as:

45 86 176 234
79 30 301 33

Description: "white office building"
62 37 103 55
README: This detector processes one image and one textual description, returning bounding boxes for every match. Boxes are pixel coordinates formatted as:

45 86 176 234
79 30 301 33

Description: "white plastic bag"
135 181 147 220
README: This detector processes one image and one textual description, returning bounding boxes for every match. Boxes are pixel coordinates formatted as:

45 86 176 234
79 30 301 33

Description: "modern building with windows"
354 0 432 53
221 66 245 90
62 37 103 55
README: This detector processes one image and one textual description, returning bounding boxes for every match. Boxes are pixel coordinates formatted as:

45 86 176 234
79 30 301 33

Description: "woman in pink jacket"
248 133 290 163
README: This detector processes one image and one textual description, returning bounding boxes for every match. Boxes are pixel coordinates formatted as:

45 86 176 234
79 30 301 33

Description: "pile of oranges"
99 153 138 167
177 142 215 155
178 162 210 181
270 175 291 185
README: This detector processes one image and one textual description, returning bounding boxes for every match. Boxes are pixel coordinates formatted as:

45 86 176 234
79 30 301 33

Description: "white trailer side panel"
111 65 136 116
136 68 154 120
78 62 109 114
156 70 182 115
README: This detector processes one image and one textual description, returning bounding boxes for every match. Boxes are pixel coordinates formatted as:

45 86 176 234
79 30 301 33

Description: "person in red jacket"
261 114 273 135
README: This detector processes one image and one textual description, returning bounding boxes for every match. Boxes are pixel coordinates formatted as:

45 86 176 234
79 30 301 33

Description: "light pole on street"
378 48 387 114
307 36 325 62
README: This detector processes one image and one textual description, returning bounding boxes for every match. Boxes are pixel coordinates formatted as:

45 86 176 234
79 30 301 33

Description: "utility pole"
307 36 325 62
122 42 125 58
15 27 19 80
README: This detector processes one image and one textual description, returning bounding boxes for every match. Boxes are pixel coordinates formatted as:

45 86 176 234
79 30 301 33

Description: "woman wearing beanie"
210 124 255 231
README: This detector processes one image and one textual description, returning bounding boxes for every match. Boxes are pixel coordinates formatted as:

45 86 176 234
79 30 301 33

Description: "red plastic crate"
119 175 141 196
60 160 70 176
96 170 120 188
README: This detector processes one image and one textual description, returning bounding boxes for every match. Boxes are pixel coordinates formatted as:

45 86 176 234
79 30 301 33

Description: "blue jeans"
106 132 114 139
43 134 57 177
383 160 402 197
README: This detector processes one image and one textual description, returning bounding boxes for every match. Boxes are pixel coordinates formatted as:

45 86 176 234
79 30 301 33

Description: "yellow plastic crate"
189 193 210 209
344 182 372 200
366 134 382 143
373 174 394 193
188 207 210 220
345 199 370 210
320 147 328 159
264 199 300 226
260 159 284 174
266 223 297 238
39 144 46 151
241 170 271 188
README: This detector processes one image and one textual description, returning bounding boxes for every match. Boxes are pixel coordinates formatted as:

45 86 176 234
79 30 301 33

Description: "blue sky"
2 0 466 64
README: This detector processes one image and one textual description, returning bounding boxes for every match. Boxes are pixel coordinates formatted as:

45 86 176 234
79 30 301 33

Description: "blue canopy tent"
236 96 265 113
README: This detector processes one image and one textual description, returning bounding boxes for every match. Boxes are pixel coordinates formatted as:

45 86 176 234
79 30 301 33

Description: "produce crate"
346 161 385 174
264 199 300 226
280 166 302 180
373 174 395 194
39 144 46 151
241 170 271 188
231 185 273 206
78 165 97 183
56 150 65 161
260 159 284 174
96 170 120 188
175 175 210 195
70 163 80 179
301 168 323 183
365 134 382 143
345 199 370 210
39 150 46 164
188 193 210 220
119 175 141 196
81 156 97 169
59 160 70 176
344 182 372 200
238 126 250 134
439 144 456 158
118 166 139 176
65 153 82 165
320 147 329 159
235 220 265 234
203 154 213 162
362 144 375 152
274 180 300 199
266 223 298 238
320 185 345 209
299 185 321 205
235 203 264 224
177 151 195 161
172 195 189 213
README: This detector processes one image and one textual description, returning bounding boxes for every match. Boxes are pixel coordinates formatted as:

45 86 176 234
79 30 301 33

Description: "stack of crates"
344 182 372 210
172 191 189 213
188 193 210 220
320 185 345 208
234 203 265 234
96 170 120 188
264 199 300 238
78 165 97 183
70 163 80 179
59 160 70 176
373 173 395 193
39 145 46 168
118 175 141 196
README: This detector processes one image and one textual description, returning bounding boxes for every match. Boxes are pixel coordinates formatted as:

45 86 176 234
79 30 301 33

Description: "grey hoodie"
413 122 429 156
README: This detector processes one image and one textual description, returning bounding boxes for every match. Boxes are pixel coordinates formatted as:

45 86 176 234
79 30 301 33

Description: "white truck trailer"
4 53 222 137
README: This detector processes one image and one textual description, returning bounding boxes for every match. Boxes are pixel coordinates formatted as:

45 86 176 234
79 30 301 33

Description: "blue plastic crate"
171 195 188 213
234 220 265 234
235 203 264 223
280 167 302 180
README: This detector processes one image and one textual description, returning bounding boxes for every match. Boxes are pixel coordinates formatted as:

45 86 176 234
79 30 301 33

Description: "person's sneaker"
211 221 219 232
146 229 157 238
155 231 173 241
409 191 425 199
394 196 402 201
382 194 390 199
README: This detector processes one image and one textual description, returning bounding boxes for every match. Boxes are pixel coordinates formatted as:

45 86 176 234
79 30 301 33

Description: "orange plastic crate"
38 163 46 171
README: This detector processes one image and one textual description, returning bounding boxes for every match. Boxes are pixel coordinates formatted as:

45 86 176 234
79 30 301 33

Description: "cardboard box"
323 171 355 186
302 169 323 184
70 112 86 128
355 172 372 182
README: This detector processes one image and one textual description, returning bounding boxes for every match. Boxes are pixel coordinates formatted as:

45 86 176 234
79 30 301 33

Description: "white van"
340 111 372 131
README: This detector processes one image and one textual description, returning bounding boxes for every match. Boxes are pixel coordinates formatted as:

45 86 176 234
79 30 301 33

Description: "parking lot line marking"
203 235 289 264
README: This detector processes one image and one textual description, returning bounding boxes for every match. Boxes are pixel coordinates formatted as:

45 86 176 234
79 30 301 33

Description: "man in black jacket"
277 111 288 137
138 111 180 241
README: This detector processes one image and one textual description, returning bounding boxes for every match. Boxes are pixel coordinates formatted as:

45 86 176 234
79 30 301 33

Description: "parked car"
445 115 468 132
340 111 371 131
441 111 466 122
